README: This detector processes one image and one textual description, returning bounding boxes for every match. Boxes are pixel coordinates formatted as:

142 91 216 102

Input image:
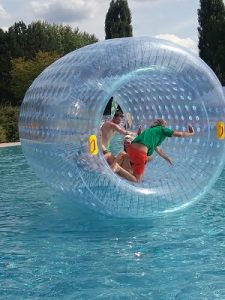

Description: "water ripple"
1 146 225 299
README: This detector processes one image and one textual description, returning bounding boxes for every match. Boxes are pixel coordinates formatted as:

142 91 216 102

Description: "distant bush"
0 106 19 142
0 125 7 143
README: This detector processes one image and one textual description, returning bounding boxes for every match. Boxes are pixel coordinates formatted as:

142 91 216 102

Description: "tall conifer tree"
105 0 133 39
198 0 225 84
104 0 132 114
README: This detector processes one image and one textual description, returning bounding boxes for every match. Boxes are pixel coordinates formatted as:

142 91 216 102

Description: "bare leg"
104 151 138 182
104 152 115 165
112 162 137 182
115 151 127 165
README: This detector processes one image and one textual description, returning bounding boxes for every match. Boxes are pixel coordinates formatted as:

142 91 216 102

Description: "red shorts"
127 145 148 175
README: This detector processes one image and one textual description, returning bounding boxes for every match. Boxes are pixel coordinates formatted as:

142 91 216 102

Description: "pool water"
1 146 225 299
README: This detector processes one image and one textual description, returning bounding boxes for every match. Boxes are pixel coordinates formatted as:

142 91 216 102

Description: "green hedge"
0 106 19 143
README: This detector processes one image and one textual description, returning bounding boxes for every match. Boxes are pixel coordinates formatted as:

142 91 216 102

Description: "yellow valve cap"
89 135 99 155
217 121 225 140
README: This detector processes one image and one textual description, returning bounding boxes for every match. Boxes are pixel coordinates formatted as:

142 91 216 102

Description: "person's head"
124 134 135 152
112 111 124 124
150 119 167 128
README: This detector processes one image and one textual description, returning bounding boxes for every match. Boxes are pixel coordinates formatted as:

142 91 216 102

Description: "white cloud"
156 34 198 54
30 0 96 23
0 26 8 31
0 0 200 44
0 4 9 20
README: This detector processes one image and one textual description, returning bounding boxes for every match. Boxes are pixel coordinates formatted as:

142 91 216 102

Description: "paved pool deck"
0 142 21 148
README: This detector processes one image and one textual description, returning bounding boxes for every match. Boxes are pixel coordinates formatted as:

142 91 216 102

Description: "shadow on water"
31 193 157 237
29 189 218 240
32 165 225 235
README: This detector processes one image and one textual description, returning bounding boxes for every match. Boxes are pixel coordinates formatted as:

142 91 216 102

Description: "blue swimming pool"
1 146 225 299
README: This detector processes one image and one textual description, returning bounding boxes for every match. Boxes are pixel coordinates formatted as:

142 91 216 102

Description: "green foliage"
105 0 133 39
0 20 98 107
10 51 61 106
0 20 98 141
198 0 225 84
0 126 7 143
7 21 27 58
25 21 98 58
0 29 13 106
6 20 98 59
0 106 20 142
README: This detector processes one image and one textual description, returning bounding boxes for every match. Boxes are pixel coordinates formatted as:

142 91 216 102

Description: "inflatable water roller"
19 37 225 217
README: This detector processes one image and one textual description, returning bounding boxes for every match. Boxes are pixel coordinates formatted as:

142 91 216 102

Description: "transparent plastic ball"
19 37 225 217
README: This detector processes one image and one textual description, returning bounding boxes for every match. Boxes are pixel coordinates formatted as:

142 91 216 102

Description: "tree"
0 21 98 140
105 0 133 39
1 20 98 105
7 21 27 58
0 29 12 105
26 21 98 58
198 0 225 84
10 51 61 105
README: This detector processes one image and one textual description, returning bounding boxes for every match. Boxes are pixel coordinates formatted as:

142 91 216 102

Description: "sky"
0 0 220 54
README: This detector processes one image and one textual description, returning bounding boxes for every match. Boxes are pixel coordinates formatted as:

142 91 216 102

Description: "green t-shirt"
132 125 174 156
